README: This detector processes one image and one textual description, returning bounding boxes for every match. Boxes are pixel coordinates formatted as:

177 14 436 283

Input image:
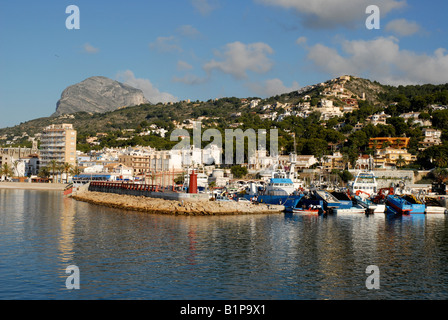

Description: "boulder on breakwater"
72 191 285 215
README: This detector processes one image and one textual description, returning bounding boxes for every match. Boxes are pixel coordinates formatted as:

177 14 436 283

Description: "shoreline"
72 191 285 216
0 182 67 191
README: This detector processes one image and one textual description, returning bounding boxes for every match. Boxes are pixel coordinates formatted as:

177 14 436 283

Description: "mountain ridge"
2 75 448 143
52 76 150 117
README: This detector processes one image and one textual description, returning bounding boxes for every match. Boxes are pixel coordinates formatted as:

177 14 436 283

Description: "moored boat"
401 194 426 214
313 189 341 210
386 195 415 215
334 205 367 215
353 195 382 214
424 197 448 214
248 176 304 211
330 190 354 209
292 206 322 215
348 170 378 197
292 199 325 215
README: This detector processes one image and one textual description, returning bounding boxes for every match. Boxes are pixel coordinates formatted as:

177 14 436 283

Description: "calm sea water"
1 189 447 300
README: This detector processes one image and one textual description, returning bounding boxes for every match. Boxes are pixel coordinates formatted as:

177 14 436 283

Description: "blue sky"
1 0 448 128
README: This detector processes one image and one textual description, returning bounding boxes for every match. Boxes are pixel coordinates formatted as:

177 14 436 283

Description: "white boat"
374 204 386 213
426 207 447 214
424 197 448 214
334 205 367 215
348 170 378 197
267 153 304 191
348 170 386 213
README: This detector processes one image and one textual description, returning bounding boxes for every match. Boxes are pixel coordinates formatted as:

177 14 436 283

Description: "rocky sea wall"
72 191 285 216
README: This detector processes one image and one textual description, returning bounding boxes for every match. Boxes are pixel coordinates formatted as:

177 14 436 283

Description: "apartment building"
40 124 77 168
374 148 417 169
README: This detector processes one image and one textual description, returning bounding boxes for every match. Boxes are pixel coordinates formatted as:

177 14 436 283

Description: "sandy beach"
72 191 285 216
0 182 67 191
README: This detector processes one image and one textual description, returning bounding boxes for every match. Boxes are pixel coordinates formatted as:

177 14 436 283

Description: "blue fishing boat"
353 195 385 214
386 194 425 215
330 191 354 209
289 189 340 214
400 194 426 214
245 177 304 212
313 189 341 209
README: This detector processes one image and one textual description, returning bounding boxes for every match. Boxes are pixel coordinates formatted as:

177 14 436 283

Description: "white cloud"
248 78 301 97
177 60 194 71
306 36 448 85
149 36 182 53
191 0 219 15
83 43 99 54
116 70 178 104
296 36 307 45
203 41 274 79
172 74 208 85
177 25 201 38
254 0 407 29
385 19 420 36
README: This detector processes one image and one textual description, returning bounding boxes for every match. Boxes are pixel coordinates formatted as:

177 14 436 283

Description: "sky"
1 0 448 129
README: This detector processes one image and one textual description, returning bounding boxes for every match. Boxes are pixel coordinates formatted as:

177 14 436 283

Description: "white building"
250 99 261 109
247 149 275 171
40 123 77 168
295 155 318 169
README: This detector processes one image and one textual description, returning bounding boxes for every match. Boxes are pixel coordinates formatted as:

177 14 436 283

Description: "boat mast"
289 133 297 180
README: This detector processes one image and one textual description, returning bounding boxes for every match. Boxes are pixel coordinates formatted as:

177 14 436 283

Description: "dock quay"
71 182 285 215
88 181 210 202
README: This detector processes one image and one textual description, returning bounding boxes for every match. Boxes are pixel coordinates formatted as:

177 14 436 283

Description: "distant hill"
52 76 150 117
2 75 448 150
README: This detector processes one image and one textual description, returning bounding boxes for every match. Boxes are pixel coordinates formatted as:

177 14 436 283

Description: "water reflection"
0 189 447 300
59 197 76 264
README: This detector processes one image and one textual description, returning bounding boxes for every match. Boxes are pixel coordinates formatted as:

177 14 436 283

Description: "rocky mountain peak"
52 76 150 117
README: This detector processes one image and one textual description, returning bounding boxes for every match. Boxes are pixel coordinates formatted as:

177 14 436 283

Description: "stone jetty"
72 191 285 216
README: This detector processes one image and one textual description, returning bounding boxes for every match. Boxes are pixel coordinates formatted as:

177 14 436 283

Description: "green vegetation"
2 77 448 171
231 165 248 179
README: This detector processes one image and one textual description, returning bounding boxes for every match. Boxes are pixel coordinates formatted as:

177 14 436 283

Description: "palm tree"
38 167 50 180
62 162 73 184
70 163 81 178
396 155 406 169
48 160 60 183
0 163 14 181
435 156 448 169
12 160 20 177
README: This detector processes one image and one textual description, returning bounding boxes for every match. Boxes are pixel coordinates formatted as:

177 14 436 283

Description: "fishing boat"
401 194 426 214
371 187 394 204
353 194 382 214
247 160 305 211
424 197 447 214
313 189 341 210
348 170 378 196
334 205 367 215
331 190 354 209
63 183 74 196
329 189 368 214
386 195 413 215
292 199 325 215
292 206 322 215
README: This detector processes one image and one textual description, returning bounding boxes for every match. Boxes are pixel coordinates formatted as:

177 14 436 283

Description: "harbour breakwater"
72 191 285 216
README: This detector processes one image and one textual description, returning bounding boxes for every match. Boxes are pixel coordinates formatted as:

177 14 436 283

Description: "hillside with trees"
2 76 448 170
